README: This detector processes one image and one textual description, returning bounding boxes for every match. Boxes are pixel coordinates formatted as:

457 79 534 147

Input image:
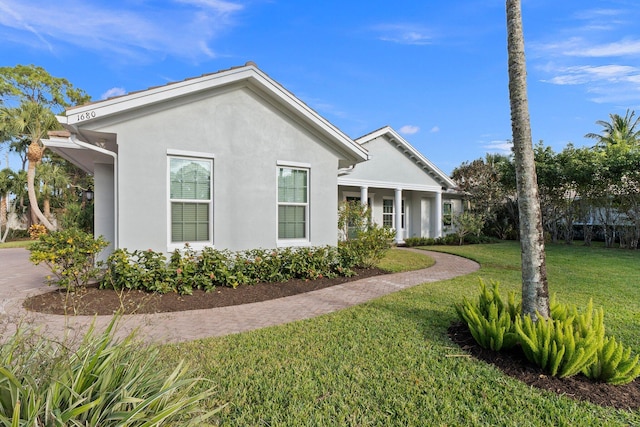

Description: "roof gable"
64 62 368 166
354 126 456 189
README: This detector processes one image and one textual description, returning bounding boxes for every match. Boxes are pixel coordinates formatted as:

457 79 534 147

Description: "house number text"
76 111 97 122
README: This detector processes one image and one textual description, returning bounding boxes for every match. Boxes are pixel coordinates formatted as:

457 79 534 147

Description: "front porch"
338 182 445 245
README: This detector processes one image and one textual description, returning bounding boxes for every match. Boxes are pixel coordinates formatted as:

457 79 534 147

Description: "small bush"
102 249 176 294
583 335 640 385
338 224 395 269
455 279 520 351
515 300 602 378
27 224 47 239
0 317 222 425
29 228 108 291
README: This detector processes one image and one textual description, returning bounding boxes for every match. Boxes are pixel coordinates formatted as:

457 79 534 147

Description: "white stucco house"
338 126 462 244
42 62 460 256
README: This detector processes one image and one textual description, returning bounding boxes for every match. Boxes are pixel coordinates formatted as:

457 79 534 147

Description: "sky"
1 0 639 175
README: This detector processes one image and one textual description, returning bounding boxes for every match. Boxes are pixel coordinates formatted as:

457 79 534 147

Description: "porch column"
360 186 368 205
395 188 403 244
435 191 443 237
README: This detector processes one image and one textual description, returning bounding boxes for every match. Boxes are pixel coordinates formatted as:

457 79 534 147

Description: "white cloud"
0 0 244 62
544 65 639 86
373 24 434 46
483 140 513 155
175 0 243 13
101 87 126 100
399 125 419 135
565 39 640 58
530 5 640 106
430 126 440 133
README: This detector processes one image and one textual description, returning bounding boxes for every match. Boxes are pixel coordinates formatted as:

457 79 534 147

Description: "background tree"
451 211 485 245
586 111 640 248
0 65 90 231
35 161 70 222
506 0 550 319
533 143 564 243
585 109 640 149
452 153 519 239
0 167 16 242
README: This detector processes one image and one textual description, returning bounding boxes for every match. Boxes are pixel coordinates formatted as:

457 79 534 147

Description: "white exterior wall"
85 87 341 254
94 163 115 258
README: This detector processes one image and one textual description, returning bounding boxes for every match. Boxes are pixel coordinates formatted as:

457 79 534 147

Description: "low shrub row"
101 245 358 295
405 234 497 247
455 280 640 385
29 226 394 294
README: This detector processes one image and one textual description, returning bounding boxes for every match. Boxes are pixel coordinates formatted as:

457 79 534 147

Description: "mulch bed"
23 267 388 316
448 321 640 411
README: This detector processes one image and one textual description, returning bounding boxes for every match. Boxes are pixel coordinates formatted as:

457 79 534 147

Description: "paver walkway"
0 247 479 344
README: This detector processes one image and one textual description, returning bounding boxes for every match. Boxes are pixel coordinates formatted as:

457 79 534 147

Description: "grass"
377 247 436 272
158 242 640 426
0 239 35 249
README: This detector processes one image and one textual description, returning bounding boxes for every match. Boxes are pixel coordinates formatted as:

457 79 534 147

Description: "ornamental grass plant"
0 317 222 426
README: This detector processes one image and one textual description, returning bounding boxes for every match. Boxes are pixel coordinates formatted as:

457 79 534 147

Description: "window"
278 167 308 239
383 198 405 229
383 199 394 228
443 201 453 226
169 157 212 245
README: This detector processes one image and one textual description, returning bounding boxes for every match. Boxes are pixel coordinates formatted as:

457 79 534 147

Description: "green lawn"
160 242 640 426
0 240 34 249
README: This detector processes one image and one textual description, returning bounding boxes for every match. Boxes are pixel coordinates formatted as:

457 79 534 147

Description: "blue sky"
1 0 639 174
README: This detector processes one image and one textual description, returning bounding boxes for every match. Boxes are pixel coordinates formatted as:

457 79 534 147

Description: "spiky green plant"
515 300 602 378
583 334 640 385
455 279 520 351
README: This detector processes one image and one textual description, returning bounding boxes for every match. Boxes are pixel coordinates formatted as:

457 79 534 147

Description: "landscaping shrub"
27 224 47 240
405 234 497 247
29 228 108 291
455 279 520 351
0 317 222 425
102 249 176 294
514 301 601 378
102 244 366 295
338 224 395 268
583 335 640 385
457 285 640 383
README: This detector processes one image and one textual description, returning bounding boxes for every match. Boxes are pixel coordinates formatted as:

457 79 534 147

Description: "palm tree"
0 102 59 229
585 109 640 149
0 65 90 231
36 161 70 221
506 0 550 319
0 168 13 236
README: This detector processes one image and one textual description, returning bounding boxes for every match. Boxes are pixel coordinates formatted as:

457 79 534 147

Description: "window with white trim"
169 157 212 245
382 198 405 229
443 201 453 226
278 167 308 239
383 199 394 228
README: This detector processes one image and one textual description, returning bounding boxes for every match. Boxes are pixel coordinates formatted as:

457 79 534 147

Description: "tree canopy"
0 65 91 232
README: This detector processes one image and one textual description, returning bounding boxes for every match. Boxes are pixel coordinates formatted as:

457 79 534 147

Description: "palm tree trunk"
27 142 55 231
506 0 550 319
0 195 6 231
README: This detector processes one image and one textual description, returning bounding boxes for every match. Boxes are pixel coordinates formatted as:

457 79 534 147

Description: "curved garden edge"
7 249 480 344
